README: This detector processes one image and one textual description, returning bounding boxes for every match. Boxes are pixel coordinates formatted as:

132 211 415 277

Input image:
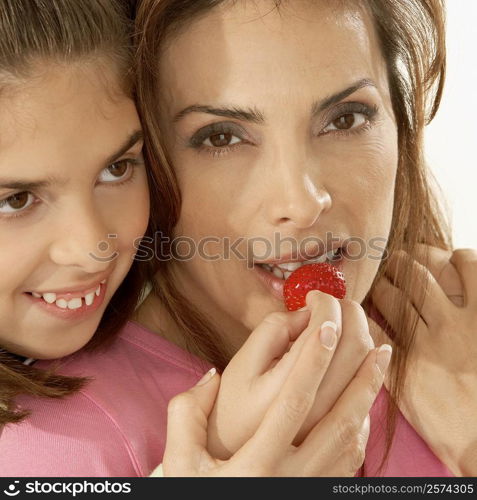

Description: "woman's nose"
48 202 118 273
263 154 332 229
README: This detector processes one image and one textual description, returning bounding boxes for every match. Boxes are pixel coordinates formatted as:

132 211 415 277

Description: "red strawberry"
283 262 346 311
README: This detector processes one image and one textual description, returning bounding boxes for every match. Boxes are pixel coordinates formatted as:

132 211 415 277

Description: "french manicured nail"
376 344 392 375
196 367 216 386
320 321 337 350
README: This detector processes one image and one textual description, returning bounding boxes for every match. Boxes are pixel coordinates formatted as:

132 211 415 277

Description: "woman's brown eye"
108 162 128 177
209 133 233 147
7 192 29 210
332 113 355 130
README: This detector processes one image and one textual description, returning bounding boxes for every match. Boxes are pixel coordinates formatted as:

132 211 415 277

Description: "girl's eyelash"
0 194 38 221
189 102 379 158
99 158 142 188
0 158 143 222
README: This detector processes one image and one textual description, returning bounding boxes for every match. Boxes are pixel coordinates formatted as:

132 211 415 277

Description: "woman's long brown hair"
134 0 451 475
0 0 158 426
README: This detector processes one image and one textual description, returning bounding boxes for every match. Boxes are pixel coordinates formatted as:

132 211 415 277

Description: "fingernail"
376 345 392 375
320 321 337 350
297 306 309 312
196 367 216 386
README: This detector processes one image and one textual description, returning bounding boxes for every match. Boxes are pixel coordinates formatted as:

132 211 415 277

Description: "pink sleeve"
0 393 142 477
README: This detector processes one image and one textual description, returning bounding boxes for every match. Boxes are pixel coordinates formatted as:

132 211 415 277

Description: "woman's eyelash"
189 102 379 158
189 123 248 147
318 102 379 137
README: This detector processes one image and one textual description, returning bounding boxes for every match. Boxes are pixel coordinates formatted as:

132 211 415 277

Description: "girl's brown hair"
134 0 451 475
0 0 157 426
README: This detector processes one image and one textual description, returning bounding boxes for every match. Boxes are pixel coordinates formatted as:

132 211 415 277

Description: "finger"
229 310 311 376
383 250 449 323
450 248 477 306
372 275 425 338
366 316 394 349
407 245 464 305
163 369 220 475
265 290 342 383
243 318 339 463
296 345 391 469
366 300 394 346
295 299 373 437
324 414 371 477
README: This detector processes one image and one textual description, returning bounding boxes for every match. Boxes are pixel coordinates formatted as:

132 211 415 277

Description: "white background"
424 0 477 248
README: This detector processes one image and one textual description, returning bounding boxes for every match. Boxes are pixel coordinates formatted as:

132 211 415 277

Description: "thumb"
162 368 220 475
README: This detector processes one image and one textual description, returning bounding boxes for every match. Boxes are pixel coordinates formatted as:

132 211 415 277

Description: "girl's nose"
48 202 118 274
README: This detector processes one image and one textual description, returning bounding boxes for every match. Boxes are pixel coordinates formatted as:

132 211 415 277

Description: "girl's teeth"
67 298 83 310
43 292 57 304
56 298 68 309
85 292 95 306
283 271 292 280
35 284 104 308
272 267 284 279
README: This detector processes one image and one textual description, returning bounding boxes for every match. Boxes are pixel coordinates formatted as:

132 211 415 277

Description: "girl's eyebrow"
0 130 144 191
106 130 144 164
173 78 376 124
0 177 64 192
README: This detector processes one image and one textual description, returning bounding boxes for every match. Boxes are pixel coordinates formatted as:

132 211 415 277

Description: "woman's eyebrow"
173 78 376 125
173 105 265 124
312 78 377 115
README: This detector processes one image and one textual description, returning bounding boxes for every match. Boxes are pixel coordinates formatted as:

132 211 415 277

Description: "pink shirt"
0 321 453 477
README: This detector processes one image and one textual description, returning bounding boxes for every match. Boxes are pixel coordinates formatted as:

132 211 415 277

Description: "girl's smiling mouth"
23 278 108 320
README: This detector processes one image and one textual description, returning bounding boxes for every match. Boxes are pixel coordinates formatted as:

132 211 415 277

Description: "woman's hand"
206 290 375 459
157 316 391 477
368 246 477 476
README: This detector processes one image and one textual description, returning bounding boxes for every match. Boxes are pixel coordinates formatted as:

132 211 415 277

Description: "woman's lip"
254 245 344 266
253 254 345 302
254 264 285 301
23 281 107 321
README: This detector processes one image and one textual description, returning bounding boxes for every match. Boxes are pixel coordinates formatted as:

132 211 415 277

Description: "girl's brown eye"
7 192 29 210
209 133 233 147
332 113 355 130
0 191 35 216
108 162 129 177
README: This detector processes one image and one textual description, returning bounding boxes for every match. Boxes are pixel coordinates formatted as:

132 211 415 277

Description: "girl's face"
0 61 149 359
157 0 398 350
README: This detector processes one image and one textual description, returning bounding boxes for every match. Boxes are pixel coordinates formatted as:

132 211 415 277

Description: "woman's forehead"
158 0 389 111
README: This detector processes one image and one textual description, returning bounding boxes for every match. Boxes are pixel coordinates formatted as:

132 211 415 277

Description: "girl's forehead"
0 62 140 180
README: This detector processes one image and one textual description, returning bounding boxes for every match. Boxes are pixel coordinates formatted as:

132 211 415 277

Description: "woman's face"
157 0 398 349
0 61 149 359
